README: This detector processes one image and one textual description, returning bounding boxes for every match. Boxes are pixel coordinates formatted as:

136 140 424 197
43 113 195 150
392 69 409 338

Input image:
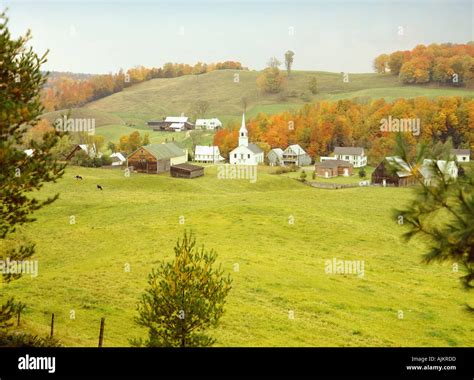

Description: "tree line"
214 96 473 164
42 61 246 111
373 43 474 85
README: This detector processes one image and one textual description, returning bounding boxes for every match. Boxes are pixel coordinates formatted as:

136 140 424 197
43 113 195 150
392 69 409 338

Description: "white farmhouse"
229 114 264 165
194 145 224 163
110 152 126 166
195 118 222 130
451 149 470 163
333 147 367 168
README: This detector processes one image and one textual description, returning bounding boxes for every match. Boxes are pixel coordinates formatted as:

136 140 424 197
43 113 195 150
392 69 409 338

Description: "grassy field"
280 165 376 184
42 70 474 146
2 165 473 347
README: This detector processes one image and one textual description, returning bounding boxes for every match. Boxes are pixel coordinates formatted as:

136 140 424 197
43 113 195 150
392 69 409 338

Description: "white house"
282 144 311 166
229 114 264 165
333 147 367 168
194 145 224 163
195 118 222 130
110 152 126 166
451 149 470 163
267 148 284 166
420 159 458 185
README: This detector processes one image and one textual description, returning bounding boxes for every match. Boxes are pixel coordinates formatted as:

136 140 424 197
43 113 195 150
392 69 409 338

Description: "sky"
4 0 474 74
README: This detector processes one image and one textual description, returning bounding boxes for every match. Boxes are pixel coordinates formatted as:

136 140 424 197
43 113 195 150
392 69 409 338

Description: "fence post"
17 310 21 326
98 317 105 347
50 313 55 338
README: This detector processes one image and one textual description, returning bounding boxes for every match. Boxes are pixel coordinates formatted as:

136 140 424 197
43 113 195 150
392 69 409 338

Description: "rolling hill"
43 69 474 145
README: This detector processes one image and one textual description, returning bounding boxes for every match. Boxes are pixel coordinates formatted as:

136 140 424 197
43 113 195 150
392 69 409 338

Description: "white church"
229 114 264 165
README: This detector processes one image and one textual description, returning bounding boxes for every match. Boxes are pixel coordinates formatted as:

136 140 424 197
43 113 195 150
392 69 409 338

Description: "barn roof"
171 163 204 172
141 143 185 160
334 147 364 155
315 159 353 168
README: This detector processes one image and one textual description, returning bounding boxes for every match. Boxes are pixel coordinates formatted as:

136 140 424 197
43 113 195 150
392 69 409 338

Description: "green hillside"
3 166 472 347
43 69 474 145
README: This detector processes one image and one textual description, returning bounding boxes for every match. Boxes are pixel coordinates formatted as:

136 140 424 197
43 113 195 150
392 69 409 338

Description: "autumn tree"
373 54 389 73
257 67 286 94
135 231 232 347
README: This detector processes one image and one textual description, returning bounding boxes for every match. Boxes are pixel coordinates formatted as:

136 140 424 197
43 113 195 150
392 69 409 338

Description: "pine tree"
135 231 232 347
0 10 65 341
392 134 474 311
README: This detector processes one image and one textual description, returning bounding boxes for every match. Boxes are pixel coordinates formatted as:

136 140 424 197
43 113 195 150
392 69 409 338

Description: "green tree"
308 77 318 95
135 231 232 347
358 168 366 178
142 133 150 146
392 135 474 311
284 50 295 76
300 170 307 182
0 10 65 345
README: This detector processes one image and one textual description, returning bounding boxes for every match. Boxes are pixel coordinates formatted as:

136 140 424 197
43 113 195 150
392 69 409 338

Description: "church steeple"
239 113 248 147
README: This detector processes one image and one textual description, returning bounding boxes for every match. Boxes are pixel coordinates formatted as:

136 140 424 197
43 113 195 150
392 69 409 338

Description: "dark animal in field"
75 175 83 180
97 184 103 190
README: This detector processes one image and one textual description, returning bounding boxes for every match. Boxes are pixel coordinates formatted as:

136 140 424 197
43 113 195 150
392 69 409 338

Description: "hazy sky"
5 0 473 74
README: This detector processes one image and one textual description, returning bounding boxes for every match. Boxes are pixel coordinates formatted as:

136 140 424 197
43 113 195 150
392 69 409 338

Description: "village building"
147 116 194 132
194 145 224 163
451 149 470 163
229 114 264 165
127 142 187 174
66 144 102 161
420 159 458 185
371 156 415 187
315 160 353 178
170 163 204 179
282 144 312 166
110 152 127 166
267 148 284 166
323 147 367 168
195 118 222 130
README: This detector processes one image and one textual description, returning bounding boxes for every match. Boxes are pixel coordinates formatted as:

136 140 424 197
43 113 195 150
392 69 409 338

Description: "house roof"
247 143 263 154
141 143 185 160
195 145 220 155
315 159 353 168
195 118 222 125
268 148 284 157
286 144 306 155
171 163 204 172
385 156 413 177
110 152 126 162
169 123 185 130
165 116 188 123
334 147 364 155
452 149 470 155
420 159 457 178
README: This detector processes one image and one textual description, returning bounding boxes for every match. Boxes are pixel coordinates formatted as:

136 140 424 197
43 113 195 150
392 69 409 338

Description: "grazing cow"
75 175 83 180
97 184 103 190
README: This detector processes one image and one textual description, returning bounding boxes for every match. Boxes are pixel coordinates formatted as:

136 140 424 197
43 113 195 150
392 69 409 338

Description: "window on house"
248 154 250 159
234 154 237 158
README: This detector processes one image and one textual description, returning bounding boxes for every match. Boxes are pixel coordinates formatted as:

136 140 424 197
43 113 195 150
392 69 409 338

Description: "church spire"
239 113 248 147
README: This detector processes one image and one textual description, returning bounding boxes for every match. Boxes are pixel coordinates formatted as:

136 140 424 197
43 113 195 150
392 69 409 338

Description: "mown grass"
2 165 473 347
